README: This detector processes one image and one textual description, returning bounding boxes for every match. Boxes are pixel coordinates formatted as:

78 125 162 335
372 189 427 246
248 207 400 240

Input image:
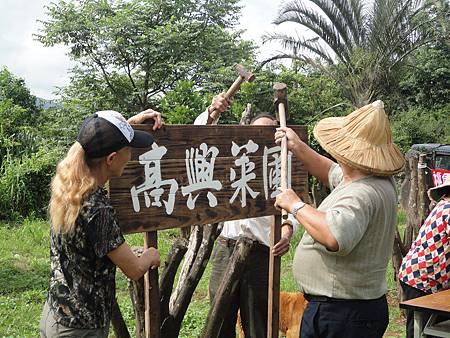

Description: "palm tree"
263 0 441 107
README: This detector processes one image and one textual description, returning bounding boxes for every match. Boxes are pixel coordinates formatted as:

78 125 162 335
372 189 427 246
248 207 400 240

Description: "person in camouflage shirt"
40 110 162 337
48 187 125 329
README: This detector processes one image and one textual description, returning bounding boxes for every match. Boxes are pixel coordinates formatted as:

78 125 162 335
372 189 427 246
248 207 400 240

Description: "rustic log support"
404 154 419 250
144 232 160 338
111 298 131 338
160 238 189 321
201 237 255 338
169 225 203 309
268 216 281 338
312 179 328 208
417 154 430 227
128 247 145 338
239 103 253 125
161 223 222 338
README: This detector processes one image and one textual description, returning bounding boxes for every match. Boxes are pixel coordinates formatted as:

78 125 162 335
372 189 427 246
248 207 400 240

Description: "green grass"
0 214 406 337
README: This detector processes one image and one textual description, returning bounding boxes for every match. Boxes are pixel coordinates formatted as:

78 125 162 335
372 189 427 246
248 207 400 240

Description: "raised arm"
275 127 334 186
127 108 163 130
194 93 230 125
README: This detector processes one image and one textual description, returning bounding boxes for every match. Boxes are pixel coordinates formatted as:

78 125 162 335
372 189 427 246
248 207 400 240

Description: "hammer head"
273 82 289 121
236 64 255 82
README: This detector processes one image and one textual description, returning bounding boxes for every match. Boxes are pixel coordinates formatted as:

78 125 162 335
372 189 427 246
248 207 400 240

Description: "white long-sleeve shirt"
194 109 298 246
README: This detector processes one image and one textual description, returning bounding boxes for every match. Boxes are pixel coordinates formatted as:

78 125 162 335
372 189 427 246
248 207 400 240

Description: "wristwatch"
291 201 306 217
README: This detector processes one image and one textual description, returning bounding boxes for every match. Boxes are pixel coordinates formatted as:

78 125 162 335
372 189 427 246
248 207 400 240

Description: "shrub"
0 148 59 220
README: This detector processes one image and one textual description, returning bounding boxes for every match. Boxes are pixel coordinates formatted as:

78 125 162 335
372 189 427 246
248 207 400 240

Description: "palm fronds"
265 0 440 106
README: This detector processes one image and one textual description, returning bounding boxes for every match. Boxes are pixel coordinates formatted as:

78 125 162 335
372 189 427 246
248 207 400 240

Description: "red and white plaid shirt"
398 200 450 293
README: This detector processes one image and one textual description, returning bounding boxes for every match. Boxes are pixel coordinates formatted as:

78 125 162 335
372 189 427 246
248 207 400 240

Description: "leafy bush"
159 81 208 124
391 105 450 153
0 148 59 220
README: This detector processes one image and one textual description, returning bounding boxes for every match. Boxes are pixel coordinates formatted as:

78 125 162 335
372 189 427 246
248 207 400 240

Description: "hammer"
207 64 255 124
273 83 289 220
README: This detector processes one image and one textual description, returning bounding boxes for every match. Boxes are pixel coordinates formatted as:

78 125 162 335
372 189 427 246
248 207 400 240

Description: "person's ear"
105 152 118 166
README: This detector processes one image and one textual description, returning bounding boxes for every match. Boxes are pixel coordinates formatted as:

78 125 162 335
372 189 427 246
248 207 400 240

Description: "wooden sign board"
110 124 308 234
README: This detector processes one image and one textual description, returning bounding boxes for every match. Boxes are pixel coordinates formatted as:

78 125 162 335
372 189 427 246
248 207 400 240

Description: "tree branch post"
201 237 255 338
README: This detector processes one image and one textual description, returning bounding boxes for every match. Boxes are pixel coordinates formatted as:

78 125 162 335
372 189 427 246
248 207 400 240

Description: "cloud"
0 0 73 99
0 0 312 99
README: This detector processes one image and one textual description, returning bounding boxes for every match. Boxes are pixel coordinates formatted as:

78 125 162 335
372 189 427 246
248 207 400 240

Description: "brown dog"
237 291 307 338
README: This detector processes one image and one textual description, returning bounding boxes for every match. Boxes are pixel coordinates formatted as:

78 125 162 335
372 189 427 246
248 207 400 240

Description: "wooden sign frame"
110 124 308 234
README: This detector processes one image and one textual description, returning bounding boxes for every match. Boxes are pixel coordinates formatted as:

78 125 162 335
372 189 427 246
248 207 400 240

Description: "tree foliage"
0 68 40 163
0 68 59 220
36 0 255 112
264 0 444 107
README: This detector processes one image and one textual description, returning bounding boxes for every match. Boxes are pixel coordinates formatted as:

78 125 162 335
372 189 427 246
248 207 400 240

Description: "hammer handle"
207 76 244 124
278 102 289 220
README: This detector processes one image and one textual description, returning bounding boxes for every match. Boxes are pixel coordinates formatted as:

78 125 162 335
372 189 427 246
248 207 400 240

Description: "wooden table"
400 289 450 338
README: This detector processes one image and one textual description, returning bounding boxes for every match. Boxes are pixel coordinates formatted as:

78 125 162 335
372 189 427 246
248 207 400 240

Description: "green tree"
159 80 208 124
398 42 450 108
0 68 60 220
0 67 37 113
387 42 450 151
0 68 40 163
264 0 443 107
36 0 255 113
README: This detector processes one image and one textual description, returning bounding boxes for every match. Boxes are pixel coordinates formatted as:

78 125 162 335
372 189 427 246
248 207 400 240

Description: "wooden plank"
110 125 308 234
400 289 450 317
129 124 308 160
144 232 161 338
267 216 281 338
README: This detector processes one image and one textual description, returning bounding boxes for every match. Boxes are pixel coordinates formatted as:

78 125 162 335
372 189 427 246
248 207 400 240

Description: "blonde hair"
49 142 101 234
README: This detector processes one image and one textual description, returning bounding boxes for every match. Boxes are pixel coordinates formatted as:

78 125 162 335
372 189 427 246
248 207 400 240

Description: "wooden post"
160 238 188 320
128 247 145 338
417 154 430 226
111 298 131 338
144 232 161 338
268 216 281 338
201 237 255 338
128 276 145 338
404 154 419 250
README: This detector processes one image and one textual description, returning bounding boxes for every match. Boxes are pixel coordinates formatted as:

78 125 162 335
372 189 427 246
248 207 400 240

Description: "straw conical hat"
313 100 405 176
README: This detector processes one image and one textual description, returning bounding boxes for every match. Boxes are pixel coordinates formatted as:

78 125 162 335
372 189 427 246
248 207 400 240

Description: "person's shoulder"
81 188 114 220
436 200 450 214
364 176 396 193
351 176 396 205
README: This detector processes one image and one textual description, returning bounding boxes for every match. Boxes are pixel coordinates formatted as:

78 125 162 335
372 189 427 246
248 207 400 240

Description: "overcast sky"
0 0 303 100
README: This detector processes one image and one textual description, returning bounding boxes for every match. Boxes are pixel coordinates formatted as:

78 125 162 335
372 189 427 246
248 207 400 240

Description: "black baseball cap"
76 110 154 158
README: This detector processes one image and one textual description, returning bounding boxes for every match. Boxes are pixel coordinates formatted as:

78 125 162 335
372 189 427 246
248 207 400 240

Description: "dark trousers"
300 295 389 338
400 281 439 338
209 237 269 338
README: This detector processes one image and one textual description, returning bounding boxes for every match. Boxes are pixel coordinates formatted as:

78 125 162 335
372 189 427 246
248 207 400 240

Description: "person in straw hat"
398 176 450 338
274 100 405 338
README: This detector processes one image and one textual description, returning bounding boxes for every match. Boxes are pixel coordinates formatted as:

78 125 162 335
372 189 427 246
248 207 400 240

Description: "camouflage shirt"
47 187 125 328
